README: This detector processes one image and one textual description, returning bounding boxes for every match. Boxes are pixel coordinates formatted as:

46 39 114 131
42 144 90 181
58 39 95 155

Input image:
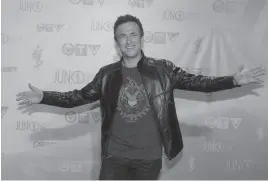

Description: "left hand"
233 65 266 85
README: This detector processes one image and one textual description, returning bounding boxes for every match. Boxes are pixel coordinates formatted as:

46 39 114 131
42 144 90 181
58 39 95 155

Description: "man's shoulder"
99 61 121 73
145 57 173 68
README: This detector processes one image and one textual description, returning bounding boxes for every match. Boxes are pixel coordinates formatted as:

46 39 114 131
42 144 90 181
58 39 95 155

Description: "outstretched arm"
163 60 264 93
39 68 103 108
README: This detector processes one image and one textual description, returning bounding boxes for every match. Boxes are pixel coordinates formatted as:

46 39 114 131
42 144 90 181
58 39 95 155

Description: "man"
16 14 265 180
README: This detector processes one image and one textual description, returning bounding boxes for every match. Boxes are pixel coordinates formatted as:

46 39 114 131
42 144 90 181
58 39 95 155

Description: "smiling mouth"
126 45 135 49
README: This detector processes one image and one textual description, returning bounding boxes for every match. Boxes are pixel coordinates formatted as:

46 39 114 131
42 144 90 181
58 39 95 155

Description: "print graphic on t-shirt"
117 76 150 122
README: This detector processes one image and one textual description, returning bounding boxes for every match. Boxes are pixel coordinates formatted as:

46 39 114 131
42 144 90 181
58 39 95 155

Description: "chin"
125 53 138 57
124 50 140 58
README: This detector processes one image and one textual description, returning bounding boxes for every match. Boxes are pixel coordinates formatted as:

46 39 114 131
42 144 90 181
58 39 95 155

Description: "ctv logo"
37 24 65 32
59 161 83 173
62 43 101 56
69 0 104 6
20 0 43 12
65 111 101 124
205 116 243 130
129 0 155 8
32 45 43 69
90 21 113 32
144 31 180 44
58 160 91 173
212 0 247 13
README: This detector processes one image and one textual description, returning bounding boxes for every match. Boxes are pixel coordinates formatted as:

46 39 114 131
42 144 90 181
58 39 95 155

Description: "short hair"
113 14 144 41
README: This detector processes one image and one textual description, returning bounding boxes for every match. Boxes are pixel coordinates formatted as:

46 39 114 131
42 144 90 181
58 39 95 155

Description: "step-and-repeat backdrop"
1 0 268 179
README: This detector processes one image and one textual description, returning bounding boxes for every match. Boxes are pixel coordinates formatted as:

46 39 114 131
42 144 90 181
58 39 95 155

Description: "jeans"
99 156 162 180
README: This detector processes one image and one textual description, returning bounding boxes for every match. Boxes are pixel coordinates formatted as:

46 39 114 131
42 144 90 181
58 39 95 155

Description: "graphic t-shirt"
107 65 162 160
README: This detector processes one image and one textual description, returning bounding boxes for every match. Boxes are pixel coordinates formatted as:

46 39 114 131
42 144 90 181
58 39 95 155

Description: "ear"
141 36 144 50
114 41 121 55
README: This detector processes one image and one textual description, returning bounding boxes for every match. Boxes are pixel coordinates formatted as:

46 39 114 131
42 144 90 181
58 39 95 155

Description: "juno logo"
20 0 43 12
54 70 86 85
226 159 255 171
16 120 44 132
90 21 113 32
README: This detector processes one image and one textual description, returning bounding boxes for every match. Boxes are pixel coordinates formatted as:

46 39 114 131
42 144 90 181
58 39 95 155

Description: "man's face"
115 22 143 58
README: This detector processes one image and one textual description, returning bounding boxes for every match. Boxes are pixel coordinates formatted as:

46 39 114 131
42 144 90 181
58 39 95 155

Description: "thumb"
238 64 244 72
28 83 40 92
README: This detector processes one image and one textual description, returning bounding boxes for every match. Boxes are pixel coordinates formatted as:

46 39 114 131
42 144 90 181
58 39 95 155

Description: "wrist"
233 77 239 85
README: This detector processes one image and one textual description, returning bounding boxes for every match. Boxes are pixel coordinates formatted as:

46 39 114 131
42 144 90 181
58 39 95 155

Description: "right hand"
16 83 44 106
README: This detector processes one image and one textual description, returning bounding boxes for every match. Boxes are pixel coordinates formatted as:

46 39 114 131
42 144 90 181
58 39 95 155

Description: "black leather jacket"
40 51 238 160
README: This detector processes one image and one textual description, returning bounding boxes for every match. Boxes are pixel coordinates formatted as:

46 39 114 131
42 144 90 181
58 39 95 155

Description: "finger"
16 91 30 97
250 65 265 72
16 97 26 101
253 72 266 78
18 100 29 106
18 101 26 106
17 104 30 110
238 64 244 72
16 92 25 97
22 109 32 114
255 69 265 75
252 78 264 84
28 110 34 115
18 99 31 106
250 67 261 72
28 83 35 91
251 67 265 74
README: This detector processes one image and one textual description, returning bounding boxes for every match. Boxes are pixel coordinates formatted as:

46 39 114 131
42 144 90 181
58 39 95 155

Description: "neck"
122 51 142 68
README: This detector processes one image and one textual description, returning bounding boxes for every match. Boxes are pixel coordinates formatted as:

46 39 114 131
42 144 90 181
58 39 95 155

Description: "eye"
119 35 126 39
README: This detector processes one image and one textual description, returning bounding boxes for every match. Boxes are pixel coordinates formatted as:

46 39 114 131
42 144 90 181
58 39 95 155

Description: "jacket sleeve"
163 60 241 92
39 68 103 108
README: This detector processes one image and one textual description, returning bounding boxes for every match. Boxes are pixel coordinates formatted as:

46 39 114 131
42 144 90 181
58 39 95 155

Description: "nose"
126 35 132 44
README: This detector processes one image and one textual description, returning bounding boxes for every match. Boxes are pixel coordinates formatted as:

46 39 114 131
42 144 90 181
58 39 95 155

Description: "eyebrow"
119 32 137 36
